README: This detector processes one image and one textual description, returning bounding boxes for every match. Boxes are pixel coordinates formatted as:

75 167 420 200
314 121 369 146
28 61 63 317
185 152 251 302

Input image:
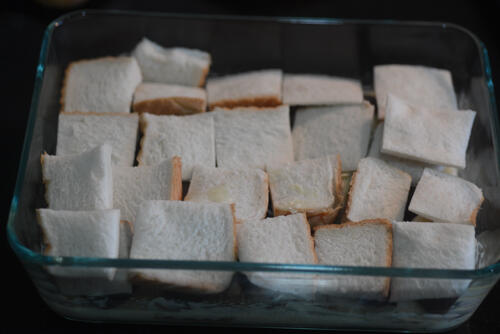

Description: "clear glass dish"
7 10 500 332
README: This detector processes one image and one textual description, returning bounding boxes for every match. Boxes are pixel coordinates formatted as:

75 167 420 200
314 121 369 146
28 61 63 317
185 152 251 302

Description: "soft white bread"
390 222 476 302
314 219 393 300
133 82 206 115
207 69 282 109
129 201 236 293
283 74 363 106
41 144 113 210
185 166 268 223
268 155 343 227
368 122 441 185
37 209 120 280
137 113 215 180
292 102 374 171
61 56 141 113
113 157 183 223
132 38 211 87
409 168 484 225
213 106 294 171
345 157 412 222
237 213 317 295
382 94 476 169
374 64 457 119
56 112 139 167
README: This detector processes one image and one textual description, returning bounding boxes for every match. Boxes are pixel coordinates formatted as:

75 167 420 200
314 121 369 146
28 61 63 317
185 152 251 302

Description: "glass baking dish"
7 10 500 332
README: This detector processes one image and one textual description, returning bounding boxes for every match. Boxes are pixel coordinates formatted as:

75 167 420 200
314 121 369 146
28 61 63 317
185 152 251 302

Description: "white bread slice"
113 157 183 223
41 144 113 210
409 168 484 225
292 102 374 171
129 201 236 293
237 213 317 295
56 112 139 167
382 94 476 169
61 56 141 113
314 219 392 300
185 166 268 223
37 209 120 280
133 82 206 115
132 38 211 87
137 113 215 180
207 69 282 109
213 106 293 171
268 155 343 227
368 122 442 185
345 157 411 222
374 64 457 119
283 74 363 106
390 222 476 302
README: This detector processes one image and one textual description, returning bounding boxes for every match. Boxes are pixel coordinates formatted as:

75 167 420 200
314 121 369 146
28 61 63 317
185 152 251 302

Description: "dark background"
2 1 500 333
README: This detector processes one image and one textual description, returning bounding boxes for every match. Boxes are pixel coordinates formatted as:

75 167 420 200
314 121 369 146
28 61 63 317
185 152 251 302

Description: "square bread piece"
237 213 317 295
207 69 282 109
314 219 392 300
113 157 183 223
382 94 476 169
185 166 268 223
213 106 294 170
374 64 457 119
345 157 412 222
368 122 442 185
292 102 374 171
42 144 113 211
409 168 484 225
129 201 236 293
269 155 343 227
390 222 476 302
56 112 138 167
283 74 363 106
133 82 206 115
61 56 141 113
138 113 215 180
37 209 120 280
132 38 211 87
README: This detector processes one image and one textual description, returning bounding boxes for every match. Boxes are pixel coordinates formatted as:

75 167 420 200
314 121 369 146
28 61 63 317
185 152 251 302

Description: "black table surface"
2 1 500 333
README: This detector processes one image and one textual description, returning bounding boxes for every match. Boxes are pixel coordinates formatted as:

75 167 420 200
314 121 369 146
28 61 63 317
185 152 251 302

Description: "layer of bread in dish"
37 208 120 280
268 155 343 227
185 165 268 223
129 200 236 293
283 74 363 106
137 112 215 180
409 168 484 225
56 112 139 167
314 219 393 300
113 157 183 223
61 56 141 113
382 94 476 169
345 157 412 222
374 64 457 119
133 82 206 115
132 37 211 87
237 213 317 296
207 69 282 109
292 102 374 171
41 144 113 211
213 105 294 171
390 221 476 302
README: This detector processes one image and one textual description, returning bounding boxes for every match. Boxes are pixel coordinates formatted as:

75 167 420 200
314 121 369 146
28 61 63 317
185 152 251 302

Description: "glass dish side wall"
7 11 500 331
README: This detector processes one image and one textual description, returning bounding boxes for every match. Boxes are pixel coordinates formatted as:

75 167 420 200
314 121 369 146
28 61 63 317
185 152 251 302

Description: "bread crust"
136 114 149 165
470 196 484 226
208 95 282 110
314 219 393 299
197 65 210 87
133 97 206 115
169 156 183 201
36 209 52 255
342 171 358 222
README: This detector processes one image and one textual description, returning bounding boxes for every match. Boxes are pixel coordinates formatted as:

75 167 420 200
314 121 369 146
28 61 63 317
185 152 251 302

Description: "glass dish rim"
7 9 500 280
